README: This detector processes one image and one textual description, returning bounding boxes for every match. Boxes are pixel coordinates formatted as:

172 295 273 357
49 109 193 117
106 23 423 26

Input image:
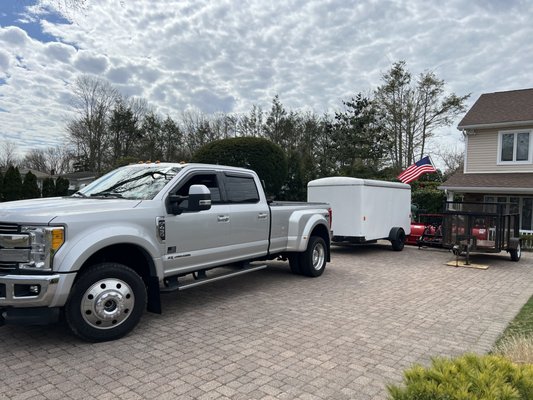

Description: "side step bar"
162 264 268 292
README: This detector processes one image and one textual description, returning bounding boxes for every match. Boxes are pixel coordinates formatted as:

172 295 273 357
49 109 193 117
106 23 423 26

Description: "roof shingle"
458 88 533 128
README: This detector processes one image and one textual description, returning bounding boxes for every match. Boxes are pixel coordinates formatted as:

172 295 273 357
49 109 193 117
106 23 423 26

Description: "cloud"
73 50 109 74
0 50 10 73
0 0 533 158
0 26 31 47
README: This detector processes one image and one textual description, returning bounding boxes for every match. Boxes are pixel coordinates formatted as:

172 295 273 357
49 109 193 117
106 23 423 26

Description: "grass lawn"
493 294 533 364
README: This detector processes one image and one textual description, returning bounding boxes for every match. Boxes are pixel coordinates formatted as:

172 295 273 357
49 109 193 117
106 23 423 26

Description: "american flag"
397 156 437 184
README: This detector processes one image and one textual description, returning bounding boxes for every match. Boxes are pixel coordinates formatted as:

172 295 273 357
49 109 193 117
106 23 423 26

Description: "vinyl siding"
465 125 533 173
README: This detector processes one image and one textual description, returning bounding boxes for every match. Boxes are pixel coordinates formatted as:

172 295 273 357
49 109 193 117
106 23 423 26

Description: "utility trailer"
307 177 411 250
440 201 521 263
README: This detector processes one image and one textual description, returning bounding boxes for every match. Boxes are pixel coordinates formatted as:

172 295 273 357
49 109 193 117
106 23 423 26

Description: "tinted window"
176 173 222 204
225 175 259 203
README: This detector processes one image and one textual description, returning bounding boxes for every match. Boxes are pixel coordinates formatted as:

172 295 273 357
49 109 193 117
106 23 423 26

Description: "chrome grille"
0 223 19 234
0 262 17 273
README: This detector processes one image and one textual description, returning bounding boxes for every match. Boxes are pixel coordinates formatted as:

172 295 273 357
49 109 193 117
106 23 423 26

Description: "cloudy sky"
1 0 532 160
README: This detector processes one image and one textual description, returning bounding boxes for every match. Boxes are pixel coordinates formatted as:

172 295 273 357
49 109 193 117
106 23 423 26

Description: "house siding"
465 125 533 173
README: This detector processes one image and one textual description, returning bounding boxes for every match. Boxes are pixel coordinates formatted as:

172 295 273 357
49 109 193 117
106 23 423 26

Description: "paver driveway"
1 245 532 400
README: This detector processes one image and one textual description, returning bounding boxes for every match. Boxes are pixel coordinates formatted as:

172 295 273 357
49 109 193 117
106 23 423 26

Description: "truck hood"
0 197 142 224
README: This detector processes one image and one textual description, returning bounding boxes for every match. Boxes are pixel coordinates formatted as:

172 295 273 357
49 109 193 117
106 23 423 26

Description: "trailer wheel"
390 227 405 251
65 263 147 342
299 236 327 277
510 243 521 262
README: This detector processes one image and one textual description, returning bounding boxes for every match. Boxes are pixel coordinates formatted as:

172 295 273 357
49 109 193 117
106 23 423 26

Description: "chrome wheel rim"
81 278 134 329
312 242 325 271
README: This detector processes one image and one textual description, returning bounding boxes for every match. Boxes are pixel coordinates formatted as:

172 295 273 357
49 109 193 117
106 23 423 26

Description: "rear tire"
299 236 327 277
65 262 146 342
510 243 521 262
288 254 301 275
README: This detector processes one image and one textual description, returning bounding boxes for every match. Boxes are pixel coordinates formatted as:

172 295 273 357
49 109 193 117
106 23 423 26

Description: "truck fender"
286 212 330 253
54 225 162 275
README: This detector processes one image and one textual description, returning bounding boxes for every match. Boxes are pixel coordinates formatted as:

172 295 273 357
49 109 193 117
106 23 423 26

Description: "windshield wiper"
91 170 168 197
72 191 88 198
90 191 124 198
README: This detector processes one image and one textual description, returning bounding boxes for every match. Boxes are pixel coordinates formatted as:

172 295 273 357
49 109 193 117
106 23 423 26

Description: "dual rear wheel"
289 236 327 277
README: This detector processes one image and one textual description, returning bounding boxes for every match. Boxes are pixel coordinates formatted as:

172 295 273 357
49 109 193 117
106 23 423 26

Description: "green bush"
411 186 446 214
192 137 288 198
2 165 22 201
21 171 41 199
388 353 533 400
41 177 56 198
54 176 70 196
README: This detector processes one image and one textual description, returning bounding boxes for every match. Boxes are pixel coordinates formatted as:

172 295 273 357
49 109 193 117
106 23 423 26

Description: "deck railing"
521 234 533 250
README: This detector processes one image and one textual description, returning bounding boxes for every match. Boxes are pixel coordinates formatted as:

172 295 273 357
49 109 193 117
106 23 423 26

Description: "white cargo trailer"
307 177 411 250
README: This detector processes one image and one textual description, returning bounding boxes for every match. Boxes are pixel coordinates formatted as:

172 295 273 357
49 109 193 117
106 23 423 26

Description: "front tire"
65 263 147 342
299 236 327 277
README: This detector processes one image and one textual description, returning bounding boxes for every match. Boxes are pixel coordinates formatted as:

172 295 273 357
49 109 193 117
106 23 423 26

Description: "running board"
162 264 268 292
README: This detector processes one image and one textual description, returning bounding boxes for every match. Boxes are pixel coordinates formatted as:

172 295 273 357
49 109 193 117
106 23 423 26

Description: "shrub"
41 177 56 197
411 186 446 214
494 334 533 365
21 171 41 199
55 176 70 196
387 353 533 400
2 165 22 201
192 137 288 198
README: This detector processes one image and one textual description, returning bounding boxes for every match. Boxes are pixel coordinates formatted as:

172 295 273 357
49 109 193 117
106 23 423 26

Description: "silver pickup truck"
0 163 331 341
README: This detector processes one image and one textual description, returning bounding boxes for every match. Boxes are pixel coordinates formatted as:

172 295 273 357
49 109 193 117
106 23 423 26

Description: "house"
440 88 533 233
60 171 97 193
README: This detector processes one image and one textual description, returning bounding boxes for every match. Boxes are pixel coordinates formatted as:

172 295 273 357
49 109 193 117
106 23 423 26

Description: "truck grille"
0 223 19 234
0 262 18 273
0 223 23 273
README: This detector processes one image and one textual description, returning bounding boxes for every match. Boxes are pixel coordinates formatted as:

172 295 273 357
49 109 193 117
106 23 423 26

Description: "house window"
498 130 531 163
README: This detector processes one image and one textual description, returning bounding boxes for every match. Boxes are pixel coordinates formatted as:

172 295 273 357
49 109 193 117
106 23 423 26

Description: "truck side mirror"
186 184 212 212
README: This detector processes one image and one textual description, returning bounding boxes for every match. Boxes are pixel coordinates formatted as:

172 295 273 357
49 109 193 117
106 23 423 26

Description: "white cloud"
0 0 533 158
73 50 109 74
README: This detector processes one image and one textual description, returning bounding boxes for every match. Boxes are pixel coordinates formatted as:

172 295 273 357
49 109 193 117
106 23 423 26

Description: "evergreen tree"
21 171 41 199
2 166 23 201
55 177 70 196
42 177 56 197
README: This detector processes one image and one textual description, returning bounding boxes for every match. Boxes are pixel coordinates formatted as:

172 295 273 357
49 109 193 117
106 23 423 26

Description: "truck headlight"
19 226 64 271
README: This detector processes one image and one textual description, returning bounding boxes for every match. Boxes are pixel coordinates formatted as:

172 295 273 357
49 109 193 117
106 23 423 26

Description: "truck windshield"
75 165 181 200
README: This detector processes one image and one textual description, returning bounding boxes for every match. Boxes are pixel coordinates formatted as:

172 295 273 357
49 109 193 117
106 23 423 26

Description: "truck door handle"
217 215 230 222
258 213 268 219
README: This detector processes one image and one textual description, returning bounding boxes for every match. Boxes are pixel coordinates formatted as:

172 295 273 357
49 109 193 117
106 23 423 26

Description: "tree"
435 144 465 180
331 93 386 177
375 61 469 169
2 166 22 201
55 177 70 196
21 146 74 174
21 171 41 199
0 170 3 201
42 178 56 198
0 141 19 169
67 75 119 173
192 137 288 198
108 100 140 162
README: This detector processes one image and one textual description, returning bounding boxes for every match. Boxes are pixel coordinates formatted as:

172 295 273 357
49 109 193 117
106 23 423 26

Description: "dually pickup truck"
0 163 331 341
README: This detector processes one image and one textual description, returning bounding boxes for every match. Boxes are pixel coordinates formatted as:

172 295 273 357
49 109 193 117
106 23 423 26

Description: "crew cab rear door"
222 172 270 260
